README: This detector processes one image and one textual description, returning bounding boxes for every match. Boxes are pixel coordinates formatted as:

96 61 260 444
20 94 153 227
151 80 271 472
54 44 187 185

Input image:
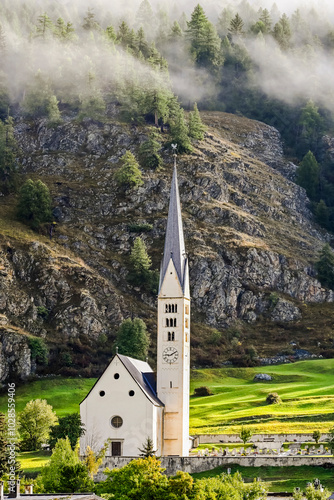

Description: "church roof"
118 354 164 407
159 164 187 293
80 354 164 407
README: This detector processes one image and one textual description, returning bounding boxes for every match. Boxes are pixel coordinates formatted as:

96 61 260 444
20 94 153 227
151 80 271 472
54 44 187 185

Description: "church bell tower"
157 158 190 456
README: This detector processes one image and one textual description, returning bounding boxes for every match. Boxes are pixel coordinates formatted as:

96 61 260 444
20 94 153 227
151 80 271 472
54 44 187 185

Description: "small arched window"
171 332 175 341
166 318 169 327
173 318 177 327
185 305 189 315
165 304 168 313
185 318 189 328
175 304 178 313
168 332 171 341
171 304 174 313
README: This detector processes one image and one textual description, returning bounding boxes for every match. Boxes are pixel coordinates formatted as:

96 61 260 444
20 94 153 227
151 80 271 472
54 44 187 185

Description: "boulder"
254 373 272 381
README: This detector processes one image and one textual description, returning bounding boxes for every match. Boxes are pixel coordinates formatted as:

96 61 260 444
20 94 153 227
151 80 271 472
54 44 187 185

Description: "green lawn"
0 378 96 416
17 451 51 476
192 465 334 493
190 359 334 434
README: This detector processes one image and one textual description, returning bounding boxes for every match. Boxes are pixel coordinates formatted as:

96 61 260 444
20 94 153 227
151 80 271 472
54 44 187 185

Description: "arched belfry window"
165 304 168 313
175 304 177 313
166 318 169 327
173 318 177 327
168 332 175 341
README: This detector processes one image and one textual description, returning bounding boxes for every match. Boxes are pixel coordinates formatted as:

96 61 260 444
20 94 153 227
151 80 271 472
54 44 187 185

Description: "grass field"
189 359 334 434
2 359 334 436
192 464 334 493
17 451 51 476
0 378 95 416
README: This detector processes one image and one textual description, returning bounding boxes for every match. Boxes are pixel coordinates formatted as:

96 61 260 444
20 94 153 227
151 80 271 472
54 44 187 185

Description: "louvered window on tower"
168 332 175 341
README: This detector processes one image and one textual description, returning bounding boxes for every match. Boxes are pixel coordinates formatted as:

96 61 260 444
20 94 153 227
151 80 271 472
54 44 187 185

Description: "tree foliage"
316 244 334 290
169 107 192 154
115 151 143 189
188 103 206 140
17 179 52 229
40 437 93 493
312 430 321 444
116 318 150 361
128 237 158 291
49 413 85 450
0 117 18 194
296 151 320 201
138 437 156 457
97 457 268 499
239 426 252 444
18 399 58 451
138 132 163 170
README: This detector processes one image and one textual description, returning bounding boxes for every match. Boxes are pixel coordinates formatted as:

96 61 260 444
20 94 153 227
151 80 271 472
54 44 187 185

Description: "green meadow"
1 359 334 435
190 359 334 434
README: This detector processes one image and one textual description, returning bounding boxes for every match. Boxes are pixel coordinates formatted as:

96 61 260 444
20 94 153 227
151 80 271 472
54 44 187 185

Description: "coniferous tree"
217 8 233 38
186 5 222 70
47 95 61 125
116 318 150 360
82 8 100 32
79 72 105 121
105 25 116 43
296 151 320 200
138 437 156 457
169 21 183 40
136 27 150 58
0 117 18 194
139 132 162 170
115 151 143 189
228 13 245 37
188 102 206 140
54 18 75 42
139 132 163 170
273 14 291 50
136 0 154 31
22 71 53 118
34 13 54 40
259 8 272 32
316 244 334 290
169 107 192 154
17 179 52 230
297 100 324 157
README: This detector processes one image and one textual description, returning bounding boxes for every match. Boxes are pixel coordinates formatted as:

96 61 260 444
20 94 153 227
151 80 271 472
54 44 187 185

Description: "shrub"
266 392 282 404
28 337 49 365
114 151 143 189
194 386 213 397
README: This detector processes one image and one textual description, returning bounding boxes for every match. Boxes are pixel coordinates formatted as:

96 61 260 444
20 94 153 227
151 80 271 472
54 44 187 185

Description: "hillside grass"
0 378 95 416
190 359 334 434
2 360 334 435
192 464 334 493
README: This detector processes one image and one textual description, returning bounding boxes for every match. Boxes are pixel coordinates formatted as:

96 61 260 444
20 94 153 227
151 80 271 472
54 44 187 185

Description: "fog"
1 0 334 115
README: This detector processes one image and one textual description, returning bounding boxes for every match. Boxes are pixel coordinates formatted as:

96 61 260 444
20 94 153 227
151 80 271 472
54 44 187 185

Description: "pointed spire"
159 157 187 293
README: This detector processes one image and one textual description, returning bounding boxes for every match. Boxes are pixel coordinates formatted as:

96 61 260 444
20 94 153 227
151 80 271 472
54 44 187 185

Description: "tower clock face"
162 346 179 364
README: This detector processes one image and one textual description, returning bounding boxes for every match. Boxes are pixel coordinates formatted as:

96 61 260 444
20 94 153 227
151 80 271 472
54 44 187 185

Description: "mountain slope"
0 110 333 381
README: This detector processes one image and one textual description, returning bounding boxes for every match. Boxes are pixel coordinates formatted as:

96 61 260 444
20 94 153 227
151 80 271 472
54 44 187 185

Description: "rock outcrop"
0 110 333 378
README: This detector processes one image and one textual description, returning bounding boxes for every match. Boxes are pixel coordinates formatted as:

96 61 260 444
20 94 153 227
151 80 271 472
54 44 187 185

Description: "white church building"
80 163 191 457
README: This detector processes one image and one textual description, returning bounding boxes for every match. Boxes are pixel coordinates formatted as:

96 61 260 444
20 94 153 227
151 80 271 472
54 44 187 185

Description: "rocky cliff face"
0 110 333 380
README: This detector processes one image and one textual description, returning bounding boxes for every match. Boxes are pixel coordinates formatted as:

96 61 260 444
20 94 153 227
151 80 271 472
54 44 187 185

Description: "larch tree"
186 4 222 71
138 131 163 170
273 14 292 50
316 243 334 290
296 151 320 201
188 102 206 140
114 151 143 189
228 13 245 37
116 318 150 361
0 117 18 194
169 107 192 154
